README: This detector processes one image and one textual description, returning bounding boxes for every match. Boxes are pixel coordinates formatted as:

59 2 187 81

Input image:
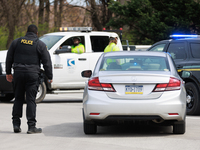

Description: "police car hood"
0 50 8 63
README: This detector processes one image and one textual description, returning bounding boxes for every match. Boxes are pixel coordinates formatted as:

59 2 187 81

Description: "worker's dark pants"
12 71 39 129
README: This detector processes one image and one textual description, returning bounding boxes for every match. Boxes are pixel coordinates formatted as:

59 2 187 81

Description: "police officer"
6 24 53 134
71 37 85 54
104 36 120 53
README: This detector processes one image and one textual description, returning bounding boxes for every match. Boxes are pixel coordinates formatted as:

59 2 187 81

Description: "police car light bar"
59 27 92 32
170 35 200 38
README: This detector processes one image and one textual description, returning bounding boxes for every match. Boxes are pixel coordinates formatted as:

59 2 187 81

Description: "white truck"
0 27 123 103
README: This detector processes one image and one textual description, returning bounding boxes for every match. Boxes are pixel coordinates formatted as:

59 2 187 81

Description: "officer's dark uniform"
6 32 52 130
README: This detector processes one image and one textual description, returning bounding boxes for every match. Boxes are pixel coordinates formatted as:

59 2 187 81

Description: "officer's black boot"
27 127 42 134
13 125 21 133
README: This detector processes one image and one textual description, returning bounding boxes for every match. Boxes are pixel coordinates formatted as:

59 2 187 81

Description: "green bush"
0 26 8 50
14 26 26 39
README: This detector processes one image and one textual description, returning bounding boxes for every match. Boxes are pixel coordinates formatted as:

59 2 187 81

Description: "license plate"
125 85 143 94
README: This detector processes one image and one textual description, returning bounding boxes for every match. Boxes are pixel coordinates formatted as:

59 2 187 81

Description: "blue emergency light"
170 34 200 39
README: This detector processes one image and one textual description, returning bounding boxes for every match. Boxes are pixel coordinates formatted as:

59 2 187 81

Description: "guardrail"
123 45 152 51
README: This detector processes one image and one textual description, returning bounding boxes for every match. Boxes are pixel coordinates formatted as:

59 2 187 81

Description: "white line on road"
186 116 200 120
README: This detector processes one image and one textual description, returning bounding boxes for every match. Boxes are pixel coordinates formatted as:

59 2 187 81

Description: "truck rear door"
89 35 110 70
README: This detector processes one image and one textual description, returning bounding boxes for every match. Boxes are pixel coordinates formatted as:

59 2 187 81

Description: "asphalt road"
1 93 200 150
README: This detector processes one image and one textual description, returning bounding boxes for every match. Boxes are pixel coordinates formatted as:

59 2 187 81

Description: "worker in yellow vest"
104 36 120 65
104 36 120 53
71 37 85 54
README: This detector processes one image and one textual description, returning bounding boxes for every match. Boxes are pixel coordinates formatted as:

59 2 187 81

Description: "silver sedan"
81 51 186 134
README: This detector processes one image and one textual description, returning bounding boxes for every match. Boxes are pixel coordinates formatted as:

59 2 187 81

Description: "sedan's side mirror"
81 70 92 78
55 46 71 54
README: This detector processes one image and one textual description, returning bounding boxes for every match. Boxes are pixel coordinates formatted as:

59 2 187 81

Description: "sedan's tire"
173 120 185 134
185 82 200 115
35 82 46 103
0 93 14 102
84 121 97 134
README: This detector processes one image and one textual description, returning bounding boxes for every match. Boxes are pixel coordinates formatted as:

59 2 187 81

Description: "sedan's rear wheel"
173 120 185 134
185 82 200 115
84 121 97 134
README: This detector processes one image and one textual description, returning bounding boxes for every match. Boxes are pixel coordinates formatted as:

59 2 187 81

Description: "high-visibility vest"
71 43 85 54
104 43 120 53
104 43 120 64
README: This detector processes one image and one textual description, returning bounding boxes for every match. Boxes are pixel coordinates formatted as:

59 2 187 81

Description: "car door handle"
78 58 87 61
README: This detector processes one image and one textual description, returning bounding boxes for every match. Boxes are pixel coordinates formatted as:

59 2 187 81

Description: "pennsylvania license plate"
125 85 143 94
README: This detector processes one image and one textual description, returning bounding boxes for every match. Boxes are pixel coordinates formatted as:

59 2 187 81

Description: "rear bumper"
83 88 187 122
0 74 13 97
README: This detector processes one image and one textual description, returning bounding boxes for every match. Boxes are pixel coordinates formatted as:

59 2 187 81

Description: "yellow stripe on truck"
177 69 200 72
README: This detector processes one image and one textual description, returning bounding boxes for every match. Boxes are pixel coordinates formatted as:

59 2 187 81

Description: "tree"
54 0 63 30
108 0 200 44
0 0 26 48
54 0 58 29
38 0 45 25
85 0 113 30
58 0 64 27
45 0 50 26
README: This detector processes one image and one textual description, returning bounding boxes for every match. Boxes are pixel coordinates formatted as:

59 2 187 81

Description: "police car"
148 34 200 115
0 27 123 103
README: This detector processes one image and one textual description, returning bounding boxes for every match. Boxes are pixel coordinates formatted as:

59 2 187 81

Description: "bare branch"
66 5 92 13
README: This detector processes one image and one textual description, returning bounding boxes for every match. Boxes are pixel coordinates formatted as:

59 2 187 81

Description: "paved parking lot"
1 93 200 150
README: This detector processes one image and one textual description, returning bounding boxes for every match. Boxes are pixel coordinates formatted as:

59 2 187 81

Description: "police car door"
52 35 89 89
166 40 188 70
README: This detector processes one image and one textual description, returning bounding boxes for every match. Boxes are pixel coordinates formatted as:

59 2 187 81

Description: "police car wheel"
186 82 200 115
0 93 14 102
35 82 47 103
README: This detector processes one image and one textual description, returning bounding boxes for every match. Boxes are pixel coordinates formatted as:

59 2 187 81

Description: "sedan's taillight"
88 77 116 92
153 77 181 92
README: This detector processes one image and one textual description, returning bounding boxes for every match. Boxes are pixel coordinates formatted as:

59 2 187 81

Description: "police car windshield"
39 35 64 50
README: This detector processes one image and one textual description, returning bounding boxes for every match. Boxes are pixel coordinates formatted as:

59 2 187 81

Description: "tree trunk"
102 0 106 26
38 0 44 25
6 10 16 49
0 0 25 48
54 0 58 29
32 0 37 23
90 0 102 31
106 0 112 29
45 0 50 30
58 0 63 27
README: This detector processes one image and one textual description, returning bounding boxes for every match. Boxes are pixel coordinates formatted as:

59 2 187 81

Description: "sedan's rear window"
100 56 170 71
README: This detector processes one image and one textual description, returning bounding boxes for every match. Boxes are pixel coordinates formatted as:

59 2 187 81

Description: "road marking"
52 90 84 94
186 116 200 120
46 94 83 99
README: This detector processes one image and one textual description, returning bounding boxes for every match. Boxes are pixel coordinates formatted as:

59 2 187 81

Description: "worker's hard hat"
73 37 81 42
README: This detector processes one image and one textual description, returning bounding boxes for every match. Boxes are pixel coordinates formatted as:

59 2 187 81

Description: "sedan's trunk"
98 71 171 100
